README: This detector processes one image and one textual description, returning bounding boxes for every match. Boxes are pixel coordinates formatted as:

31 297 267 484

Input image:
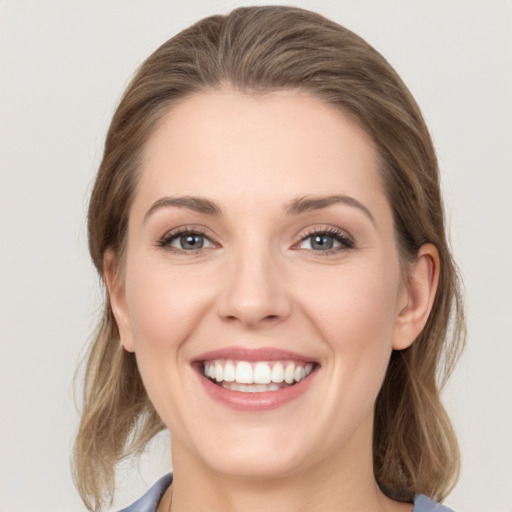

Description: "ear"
392 243 440 350
104 250 135 353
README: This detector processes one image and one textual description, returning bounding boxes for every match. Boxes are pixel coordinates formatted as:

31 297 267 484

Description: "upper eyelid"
160 224 212 239
300 226 345 237
297 225 354 242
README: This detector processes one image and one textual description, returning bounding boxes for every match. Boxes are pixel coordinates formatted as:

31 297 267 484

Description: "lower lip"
197 370 316 411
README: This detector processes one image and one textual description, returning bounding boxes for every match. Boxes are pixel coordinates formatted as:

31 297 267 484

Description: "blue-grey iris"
311 234 334 250
181 234 204 250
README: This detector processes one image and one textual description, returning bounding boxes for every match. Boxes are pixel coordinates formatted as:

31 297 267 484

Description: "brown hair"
74 5 465 510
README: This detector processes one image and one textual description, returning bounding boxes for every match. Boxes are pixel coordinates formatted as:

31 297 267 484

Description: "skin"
106 89 439 512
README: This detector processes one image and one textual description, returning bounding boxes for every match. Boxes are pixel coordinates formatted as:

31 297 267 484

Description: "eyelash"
295 227 355 255
156 226 355 255
157 226 214 254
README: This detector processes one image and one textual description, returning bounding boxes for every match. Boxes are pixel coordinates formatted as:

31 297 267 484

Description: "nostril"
223 313 281 325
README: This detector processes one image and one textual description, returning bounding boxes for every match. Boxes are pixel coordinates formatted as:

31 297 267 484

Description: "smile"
193 347 319 410
203 360 315 393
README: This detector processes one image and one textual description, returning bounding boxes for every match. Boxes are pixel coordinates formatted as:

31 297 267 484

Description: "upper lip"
192 346 318 364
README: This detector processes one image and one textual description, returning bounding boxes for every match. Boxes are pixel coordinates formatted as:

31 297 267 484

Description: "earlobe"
104 250 135 353
393 243 440 350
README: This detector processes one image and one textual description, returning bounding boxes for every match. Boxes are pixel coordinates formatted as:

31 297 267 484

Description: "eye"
158 228 215 252
297 229 354 252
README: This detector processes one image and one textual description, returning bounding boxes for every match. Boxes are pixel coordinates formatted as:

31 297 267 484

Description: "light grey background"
1 1 511 511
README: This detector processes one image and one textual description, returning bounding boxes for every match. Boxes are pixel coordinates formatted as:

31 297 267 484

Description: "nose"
217 245 292 329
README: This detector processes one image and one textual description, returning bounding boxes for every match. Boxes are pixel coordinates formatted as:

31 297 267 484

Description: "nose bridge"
219 235 291 327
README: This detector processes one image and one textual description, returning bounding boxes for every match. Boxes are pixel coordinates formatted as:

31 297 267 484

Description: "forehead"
135 89 386 214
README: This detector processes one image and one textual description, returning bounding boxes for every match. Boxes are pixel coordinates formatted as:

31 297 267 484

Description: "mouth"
201 359 316 393
192 347 319 409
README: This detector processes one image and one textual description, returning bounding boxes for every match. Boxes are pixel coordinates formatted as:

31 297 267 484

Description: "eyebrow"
144 193 374 224
285 195 375 224
144 196 222 222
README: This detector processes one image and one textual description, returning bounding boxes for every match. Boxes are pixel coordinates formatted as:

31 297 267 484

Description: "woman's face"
108 89 425 480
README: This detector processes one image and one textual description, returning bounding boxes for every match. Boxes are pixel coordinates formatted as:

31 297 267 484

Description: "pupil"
312 234 333 250
181 234 203 249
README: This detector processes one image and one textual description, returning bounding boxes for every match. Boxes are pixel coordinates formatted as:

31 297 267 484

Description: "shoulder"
117 473 173 512
413 494 456 512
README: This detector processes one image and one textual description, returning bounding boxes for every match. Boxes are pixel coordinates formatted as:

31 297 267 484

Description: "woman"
73 6 465 512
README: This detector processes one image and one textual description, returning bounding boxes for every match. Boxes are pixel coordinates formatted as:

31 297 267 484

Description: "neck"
165 424 411 512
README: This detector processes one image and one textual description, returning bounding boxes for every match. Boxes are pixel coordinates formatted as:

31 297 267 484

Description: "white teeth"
203 359 315 387
222 382 280 393
271 362 284 383
215 361 223 382
253 362 272 384
223 362 235 382
284 363 295 384
235 361 253 384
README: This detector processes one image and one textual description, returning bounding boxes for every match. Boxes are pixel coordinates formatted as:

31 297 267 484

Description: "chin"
184 424 319 481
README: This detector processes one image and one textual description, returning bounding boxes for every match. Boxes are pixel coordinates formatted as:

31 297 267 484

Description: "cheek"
282 261 402 447
298 262 400 389
124 258 214 353
122 259 217 428
304 263 399 341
